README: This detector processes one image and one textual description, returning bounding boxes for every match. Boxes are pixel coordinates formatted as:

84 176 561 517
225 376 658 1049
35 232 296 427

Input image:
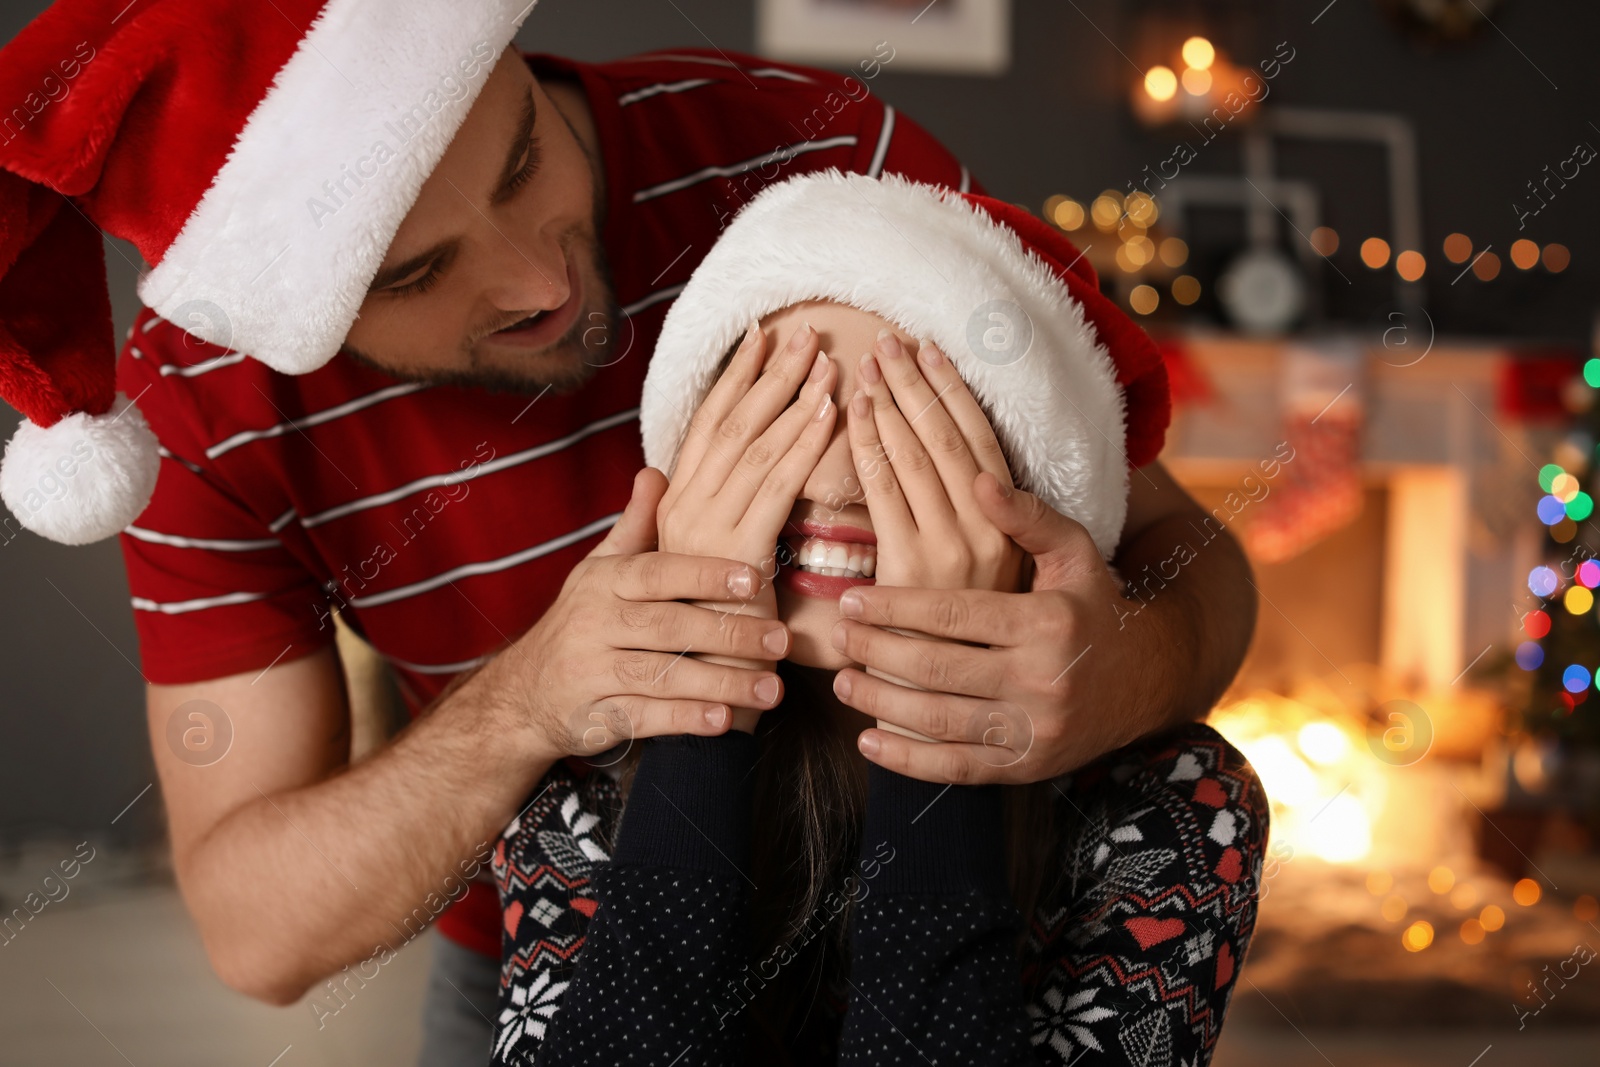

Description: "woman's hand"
843 331 1029 740
657 320 839 731
846 330 1028 596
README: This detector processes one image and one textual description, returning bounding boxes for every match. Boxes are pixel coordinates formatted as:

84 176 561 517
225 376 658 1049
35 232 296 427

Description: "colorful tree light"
1528 566 1559 597
1524 609 1552 638
1537 495 1569 525
1516 641 1546 670
1565 664 1594 693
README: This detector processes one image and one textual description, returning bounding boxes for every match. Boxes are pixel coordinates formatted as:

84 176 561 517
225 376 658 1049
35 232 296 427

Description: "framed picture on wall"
756 0 1011 75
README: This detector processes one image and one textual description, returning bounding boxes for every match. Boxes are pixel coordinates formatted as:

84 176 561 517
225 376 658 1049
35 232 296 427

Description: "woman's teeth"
788 536 875 578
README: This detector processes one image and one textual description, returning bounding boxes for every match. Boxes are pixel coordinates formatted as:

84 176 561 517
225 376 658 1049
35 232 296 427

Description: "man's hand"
480 466 792 760
829 466 1254 784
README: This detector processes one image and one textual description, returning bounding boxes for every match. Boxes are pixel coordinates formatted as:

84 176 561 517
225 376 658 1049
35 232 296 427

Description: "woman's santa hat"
0 0 539 544
644 171 1171 560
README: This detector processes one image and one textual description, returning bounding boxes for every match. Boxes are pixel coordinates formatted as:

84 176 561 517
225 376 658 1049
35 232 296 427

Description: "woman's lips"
777 532 876 599
479 258 583 351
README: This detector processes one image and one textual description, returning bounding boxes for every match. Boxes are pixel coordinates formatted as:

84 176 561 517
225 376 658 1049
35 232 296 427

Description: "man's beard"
345 235 623 399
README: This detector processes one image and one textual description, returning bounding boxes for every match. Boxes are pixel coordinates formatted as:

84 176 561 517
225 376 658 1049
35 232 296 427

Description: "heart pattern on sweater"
1124 916 1185 950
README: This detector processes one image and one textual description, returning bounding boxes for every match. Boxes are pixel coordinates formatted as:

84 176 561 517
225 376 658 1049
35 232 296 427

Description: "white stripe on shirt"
622 284 686 318
386 652 494 676
632 136 858 203
124 526 281 552
206 381 428 460
617 78 715 106
300 407 640 529
349 513 622 610
131 590 276 615
160 351 249 377
866 105 896 178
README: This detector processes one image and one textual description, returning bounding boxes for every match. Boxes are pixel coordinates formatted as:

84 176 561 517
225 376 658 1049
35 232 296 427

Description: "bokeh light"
1310 226 1339 256
1360 237 1391 269
1129 284 1159 315
1172 275 1201 305
1159 237 1189 267
1563 664 1593 692
1052 197 1085 230
1585 358 1600 388
1181 66 1213 95
1578 561 1600 589
1566 586 1595 615
1512 878 1541 906
1538 463 1565 492
1396 250 1426 281
1472 251 1501 281
1567 492 1594 521
1510 239 1540 269
1479 904 1505 931
1427 866 1455 894
1576 895 1600 922
1443 233 1473 263
1298 721 1350 765
1381 894 1408 922
1459 918 1486 945
1182 36 1216 70
1542 243 1570 272
1515 642 1545 670
1449 883 1480 910
1528 566 1558 598
1537 495 1568 525
1523 609 1551 638
1402 920 1434 951
1551 472 1580 501
1144 66 1178 101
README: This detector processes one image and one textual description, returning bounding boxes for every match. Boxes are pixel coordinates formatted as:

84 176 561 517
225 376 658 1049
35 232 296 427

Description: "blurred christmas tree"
1512 352 1600 749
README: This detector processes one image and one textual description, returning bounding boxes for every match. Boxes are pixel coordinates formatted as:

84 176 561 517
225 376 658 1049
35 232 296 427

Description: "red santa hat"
0 0 539 544
643 171 1171 560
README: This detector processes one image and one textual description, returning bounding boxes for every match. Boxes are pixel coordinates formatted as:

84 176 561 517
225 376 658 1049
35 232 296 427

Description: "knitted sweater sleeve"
516 731 759 1067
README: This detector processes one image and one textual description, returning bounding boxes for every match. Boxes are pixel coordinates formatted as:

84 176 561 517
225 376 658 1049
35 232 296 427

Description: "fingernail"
742 321 761 349
790 323 813 351
999 481 1014 498
833 671 853 699
727 569 755 598
918 340 944 367
851 391 870 418
814 392 832 421
831 621 848 650
705 705 728 729
839 589 863 617
858 732 881 757
860 353 881 384
756 675 781 706
876 329 903 359
763 627 789 656
807 350 828 382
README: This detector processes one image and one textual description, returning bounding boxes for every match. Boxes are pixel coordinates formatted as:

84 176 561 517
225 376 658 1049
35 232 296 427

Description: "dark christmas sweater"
490 722 1268 1066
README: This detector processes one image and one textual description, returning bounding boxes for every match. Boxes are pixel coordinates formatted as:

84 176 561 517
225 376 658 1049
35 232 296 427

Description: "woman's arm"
492 733 761 1066
837 763 1037 1064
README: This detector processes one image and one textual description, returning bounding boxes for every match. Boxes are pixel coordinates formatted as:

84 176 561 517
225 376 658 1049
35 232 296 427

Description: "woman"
491 172 1268 1066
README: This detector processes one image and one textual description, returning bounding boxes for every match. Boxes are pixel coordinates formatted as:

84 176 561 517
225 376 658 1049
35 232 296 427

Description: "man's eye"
388 262 443 297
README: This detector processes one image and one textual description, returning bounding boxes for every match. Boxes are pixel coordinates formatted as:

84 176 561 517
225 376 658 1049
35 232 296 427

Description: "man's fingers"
854 731 1022 785
832 671 1033 751
605 649 783 711
613 600 790 662
568 696 734 758
607 550 761 603
837 585 1030 647
830 618 1003 698
972 473 1102 587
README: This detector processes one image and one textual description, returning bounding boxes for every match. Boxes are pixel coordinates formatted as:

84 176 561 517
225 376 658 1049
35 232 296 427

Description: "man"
0 2 1255 1062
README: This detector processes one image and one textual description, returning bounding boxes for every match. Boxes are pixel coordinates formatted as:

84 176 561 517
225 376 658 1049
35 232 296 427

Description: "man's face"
342 46 612 395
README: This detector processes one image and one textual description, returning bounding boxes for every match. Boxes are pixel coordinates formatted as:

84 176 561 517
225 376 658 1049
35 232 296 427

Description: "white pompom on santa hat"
0 0 540 544
644 171 1172 560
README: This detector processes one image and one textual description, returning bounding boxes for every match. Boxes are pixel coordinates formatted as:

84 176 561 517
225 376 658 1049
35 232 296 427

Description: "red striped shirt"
115 47 982 954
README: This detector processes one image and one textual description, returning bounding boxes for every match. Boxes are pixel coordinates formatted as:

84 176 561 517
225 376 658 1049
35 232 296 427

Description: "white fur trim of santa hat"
0 395 160 545
643 170 1131 560
136 0 538 376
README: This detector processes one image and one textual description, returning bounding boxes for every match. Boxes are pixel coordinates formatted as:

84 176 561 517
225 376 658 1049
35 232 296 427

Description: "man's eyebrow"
367 90 539 293
489 89 539 207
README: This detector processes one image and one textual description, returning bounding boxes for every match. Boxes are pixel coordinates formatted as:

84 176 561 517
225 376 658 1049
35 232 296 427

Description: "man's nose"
484 230 570 312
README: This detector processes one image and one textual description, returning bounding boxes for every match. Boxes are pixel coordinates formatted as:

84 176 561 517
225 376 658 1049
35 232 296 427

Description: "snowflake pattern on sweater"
491 723 1267 1066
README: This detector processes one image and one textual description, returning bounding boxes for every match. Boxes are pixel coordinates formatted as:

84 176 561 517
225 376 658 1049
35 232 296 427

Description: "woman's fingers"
734 355 838 535
682 321 822 499
847 381 916 546
673 321 765 481
910 338 1014 490
872 331 986 512
857 348 952 530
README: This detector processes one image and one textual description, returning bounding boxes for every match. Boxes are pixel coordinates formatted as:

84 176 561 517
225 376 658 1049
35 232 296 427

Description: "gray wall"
3 0 1597 845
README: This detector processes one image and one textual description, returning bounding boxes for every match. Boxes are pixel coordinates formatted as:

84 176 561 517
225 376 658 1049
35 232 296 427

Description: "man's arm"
151 644 550 1005
153 469 791 1005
